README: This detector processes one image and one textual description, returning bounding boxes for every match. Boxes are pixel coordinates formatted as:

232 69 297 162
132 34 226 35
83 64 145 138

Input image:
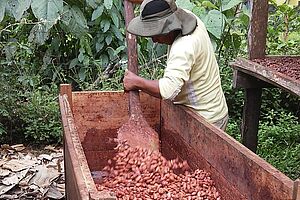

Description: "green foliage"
0 0 127 89
177 0 250 58
257 111 300 180
0 60 62 144
267 1 300 55
20 86 62 144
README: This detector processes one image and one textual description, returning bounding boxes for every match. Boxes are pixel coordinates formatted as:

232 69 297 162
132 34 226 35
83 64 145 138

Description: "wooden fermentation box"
59 84 300 200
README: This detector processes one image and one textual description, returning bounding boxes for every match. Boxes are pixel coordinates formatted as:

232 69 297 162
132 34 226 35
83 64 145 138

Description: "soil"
253 57 300 81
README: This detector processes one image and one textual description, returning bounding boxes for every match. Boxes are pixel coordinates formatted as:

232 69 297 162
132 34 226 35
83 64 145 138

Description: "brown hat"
127 0 197 37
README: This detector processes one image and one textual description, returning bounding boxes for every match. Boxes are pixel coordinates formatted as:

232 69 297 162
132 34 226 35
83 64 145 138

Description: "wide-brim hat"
127 0 197 37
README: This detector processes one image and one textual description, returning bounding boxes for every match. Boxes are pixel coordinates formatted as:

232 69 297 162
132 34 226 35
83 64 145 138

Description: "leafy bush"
0 57 61 144
20 86 62 144
267 1 300 55
257 111 300 180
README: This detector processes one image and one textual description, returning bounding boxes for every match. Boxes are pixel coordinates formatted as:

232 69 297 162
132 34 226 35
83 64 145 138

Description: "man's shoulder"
182 9 206 32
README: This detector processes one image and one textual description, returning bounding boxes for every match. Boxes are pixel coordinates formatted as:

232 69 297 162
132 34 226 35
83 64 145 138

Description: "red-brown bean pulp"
253 57 300 80
95 143 221 200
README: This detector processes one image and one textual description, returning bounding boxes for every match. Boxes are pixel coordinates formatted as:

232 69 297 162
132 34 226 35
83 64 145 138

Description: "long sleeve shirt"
158 10 228 123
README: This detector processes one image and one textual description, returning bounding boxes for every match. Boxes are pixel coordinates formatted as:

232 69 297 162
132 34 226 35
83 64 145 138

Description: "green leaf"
104 0 113 10
111 12 119 28
192 6 207 20
176 0 195 10
78 67 86 81
78 48 85 62
242 4 250 17
113 46 125 56
202 1 218 9
86 0 98 9
69 58 78 69
107 47 114 59
111 25 124 41
92 5 104 21
28 24 49 45
101 19 110 32
70 6 88 30
60 5 72 25
204 10 226 39
105 35 112 45
61 5 88 37
100 54 109 66
31 0 63 29
7 0 31 21
221 0 243 12
0 1 6 22
96 42 105 53
42 49 52 68
80 36 92 56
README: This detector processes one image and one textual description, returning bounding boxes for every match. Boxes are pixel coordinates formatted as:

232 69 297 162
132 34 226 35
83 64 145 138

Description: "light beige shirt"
158 10 228 123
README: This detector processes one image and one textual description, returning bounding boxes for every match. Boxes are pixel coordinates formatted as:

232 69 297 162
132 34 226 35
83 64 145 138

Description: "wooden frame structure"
230 0 300 152
59 84 300 200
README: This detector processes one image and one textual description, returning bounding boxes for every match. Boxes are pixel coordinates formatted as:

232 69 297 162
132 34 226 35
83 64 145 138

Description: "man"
123 0 229 130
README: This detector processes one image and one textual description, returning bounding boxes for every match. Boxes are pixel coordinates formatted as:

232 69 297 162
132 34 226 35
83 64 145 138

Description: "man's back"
159 10 228 123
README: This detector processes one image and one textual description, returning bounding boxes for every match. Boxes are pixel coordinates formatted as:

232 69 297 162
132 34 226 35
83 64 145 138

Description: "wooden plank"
248 0 268 59
161 100 294 200
161 128 246 200
72 91 161 142
59 95 91 200
232 58 300 97
84 151 117 172
294 179 300 200
241 88 262 152
59 94 116 200
233 70 273 89
60 84 73 112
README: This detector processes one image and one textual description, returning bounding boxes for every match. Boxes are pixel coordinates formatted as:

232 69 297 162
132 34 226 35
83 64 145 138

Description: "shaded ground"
0 144 65 200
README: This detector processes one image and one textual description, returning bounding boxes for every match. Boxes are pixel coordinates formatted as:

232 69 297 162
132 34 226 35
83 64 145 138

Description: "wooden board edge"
231 58 300 97
59 94 116 200
294 179 300 200
161 100 294 199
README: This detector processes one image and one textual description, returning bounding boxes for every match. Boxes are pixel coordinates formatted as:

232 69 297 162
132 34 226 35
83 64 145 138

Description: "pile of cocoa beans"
96 143 221 200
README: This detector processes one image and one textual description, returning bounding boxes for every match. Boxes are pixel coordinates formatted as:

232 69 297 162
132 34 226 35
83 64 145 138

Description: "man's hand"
123 69 141 91
127 0 143 4
123 69 162 98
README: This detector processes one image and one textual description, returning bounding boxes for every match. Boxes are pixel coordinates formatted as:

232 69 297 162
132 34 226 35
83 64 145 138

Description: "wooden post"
60 84 73 112
241 88 262 152
248 0 268 59
293 179 300 200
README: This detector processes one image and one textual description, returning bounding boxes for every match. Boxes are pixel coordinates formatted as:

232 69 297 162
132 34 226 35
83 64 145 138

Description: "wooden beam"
241 88 262 153
232 58 300 97
248 0 269 59
294 179 300 200
233 70 273 89
60 84 73 112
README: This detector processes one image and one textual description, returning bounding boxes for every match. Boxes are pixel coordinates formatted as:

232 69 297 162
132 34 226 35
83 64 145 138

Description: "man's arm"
123 70 161 99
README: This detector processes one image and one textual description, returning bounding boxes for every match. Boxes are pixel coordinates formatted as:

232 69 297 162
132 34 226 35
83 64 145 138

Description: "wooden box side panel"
161 101 294 200
72 91 161 143
59 95 116 200
64 138 90 200
60 95 92 200
72 91 160 171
